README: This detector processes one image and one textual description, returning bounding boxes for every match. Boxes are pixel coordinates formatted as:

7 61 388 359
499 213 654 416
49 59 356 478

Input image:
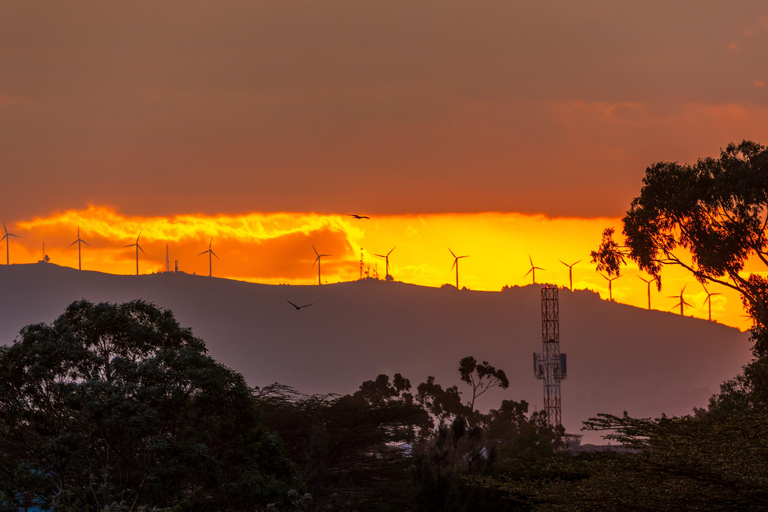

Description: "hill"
0 263 752 443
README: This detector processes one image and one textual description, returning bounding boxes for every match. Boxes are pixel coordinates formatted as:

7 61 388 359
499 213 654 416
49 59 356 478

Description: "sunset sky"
3 1 768 331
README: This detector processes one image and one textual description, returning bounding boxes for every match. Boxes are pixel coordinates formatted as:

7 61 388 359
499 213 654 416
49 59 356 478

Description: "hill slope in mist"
0 263 752 442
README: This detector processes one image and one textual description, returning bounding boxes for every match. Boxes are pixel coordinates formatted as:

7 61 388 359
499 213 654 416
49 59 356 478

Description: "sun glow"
6 206 755 332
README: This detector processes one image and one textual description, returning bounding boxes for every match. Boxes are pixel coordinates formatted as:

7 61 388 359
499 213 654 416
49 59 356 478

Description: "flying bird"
348 214 370 219
287 300 313 310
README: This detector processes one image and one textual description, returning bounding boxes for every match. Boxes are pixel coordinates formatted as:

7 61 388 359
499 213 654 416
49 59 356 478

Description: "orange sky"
2 2 768 219
5 206 754 332
1 2 768 333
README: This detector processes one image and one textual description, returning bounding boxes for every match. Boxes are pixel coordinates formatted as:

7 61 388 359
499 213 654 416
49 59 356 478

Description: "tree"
458 356 510 414
591 140 768 346
0 300 302 512
256 381 429 512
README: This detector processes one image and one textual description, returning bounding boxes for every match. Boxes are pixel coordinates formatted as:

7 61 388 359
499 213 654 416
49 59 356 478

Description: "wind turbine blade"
682 284 687 293
529 254 533 266
458 255 469 259
211 251 219 259
311 256 319 268
387 247 396 256
312 244 319 256
198 250 208 256
137 231 141 243
124 244 134 248
67 240 78 247
138 245 145 254
81 240 91 246
451 260 456 271
448 247 457 258
0 235 6 242
572 259 581 266
524 268 533 277
374 254 385 258
559 260 567 266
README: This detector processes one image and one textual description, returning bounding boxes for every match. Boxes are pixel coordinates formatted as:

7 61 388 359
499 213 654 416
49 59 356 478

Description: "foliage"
0 300 302 512
256 382 429 512
458 356 510 414
590 140 768 331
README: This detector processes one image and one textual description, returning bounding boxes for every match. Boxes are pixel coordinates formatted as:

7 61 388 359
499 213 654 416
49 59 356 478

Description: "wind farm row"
0 220 728 322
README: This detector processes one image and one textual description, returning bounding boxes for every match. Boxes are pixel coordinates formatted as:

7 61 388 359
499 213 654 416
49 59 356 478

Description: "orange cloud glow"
5 206 757 332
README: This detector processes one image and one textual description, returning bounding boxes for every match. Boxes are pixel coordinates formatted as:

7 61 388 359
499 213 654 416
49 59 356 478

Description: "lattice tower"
533 286 567 428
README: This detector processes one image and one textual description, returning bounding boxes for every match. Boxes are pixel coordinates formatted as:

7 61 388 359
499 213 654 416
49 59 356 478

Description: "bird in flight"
287 300 313 310
348 214 370 219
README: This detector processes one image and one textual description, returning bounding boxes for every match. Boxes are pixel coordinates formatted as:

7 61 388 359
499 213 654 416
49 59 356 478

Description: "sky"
2 1 768 330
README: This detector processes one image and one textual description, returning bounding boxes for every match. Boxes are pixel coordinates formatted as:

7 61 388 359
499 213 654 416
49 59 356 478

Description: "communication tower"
165 244 170 273
360 248 364 280
533 286 567 427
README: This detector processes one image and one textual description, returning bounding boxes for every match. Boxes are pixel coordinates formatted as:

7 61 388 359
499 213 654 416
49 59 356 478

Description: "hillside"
0 263 752 442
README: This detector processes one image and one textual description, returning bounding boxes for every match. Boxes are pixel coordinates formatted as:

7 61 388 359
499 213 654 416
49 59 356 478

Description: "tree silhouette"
591 141 768 353
0 300 301 512
458 356 510 413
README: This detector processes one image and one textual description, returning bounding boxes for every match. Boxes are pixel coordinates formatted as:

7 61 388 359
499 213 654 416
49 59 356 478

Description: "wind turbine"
559 259 581 290
312 244 330 285
374 247 396 281
67 227 90 271
198 237 219 277
637 275 654 310
598 273 620 301
669 285 692 316
524 255 545 285
702 284 722 322
448 248 469 289
1 221 19 265
124 232 145 276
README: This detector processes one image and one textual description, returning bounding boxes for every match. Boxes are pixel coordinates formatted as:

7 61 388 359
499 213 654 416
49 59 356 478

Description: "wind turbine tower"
525 255 546 285
533 286 567 428
124 232 145 276
599 273 620 301
312 244 330 285
67 227 90 271
702 284 722 322
198 237 219 277
1 221 19 265
448 247 469 289
637 276 654 310
375 247 396 281
559 259 580 290
669 285 692 316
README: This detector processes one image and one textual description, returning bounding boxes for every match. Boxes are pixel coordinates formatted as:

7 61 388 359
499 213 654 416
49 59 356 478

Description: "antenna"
668 285 692 316
1 220 20 265
525 255 546 285
198 237 219 277
702 284 722 321
448 247 469 289
124 232 145 276
533 287 567 428
637 275 654 310
166 244 170 273
559 259 580 290
374 246 396 282
598 272 620 301
311 244 331 285
67 227 90 271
